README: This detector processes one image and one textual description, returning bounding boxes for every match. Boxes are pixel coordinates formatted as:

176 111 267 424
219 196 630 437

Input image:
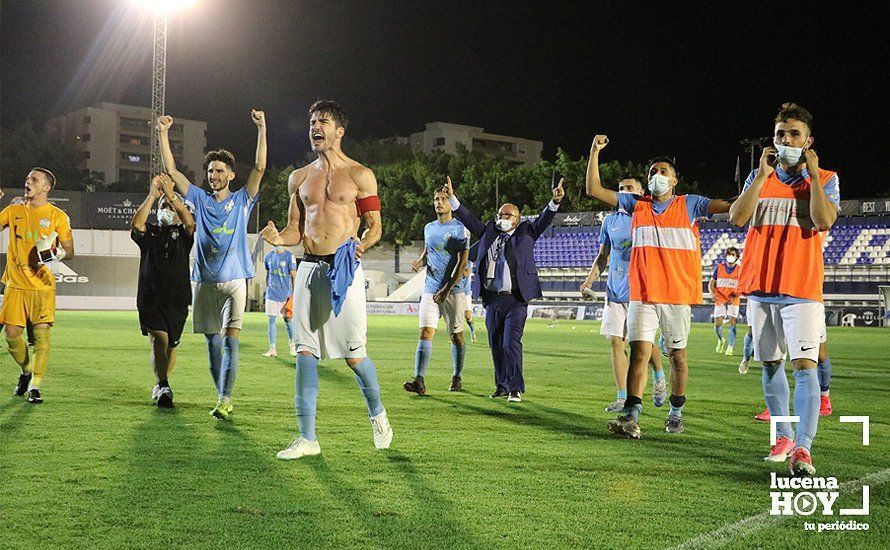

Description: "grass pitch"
1 311 888 549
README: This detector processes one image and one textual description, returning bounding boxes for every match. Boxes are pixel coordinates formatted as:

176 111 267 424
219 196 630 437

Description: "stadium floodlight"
133 0 195 13
130 0 196 178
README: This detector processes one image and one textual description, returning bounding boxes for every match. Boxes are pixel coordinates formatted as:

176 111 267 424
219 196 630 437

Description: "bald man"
444 176 564 402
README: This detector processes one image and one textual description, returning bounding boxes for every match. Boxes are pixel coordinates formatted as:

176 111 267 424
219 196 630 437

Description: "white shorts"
748 299 824 363
293 260 367 360
713 304 740 320
419 292 467 333
265 298 288 317
600 300 628 339
627 301 691 349
193 279 247 334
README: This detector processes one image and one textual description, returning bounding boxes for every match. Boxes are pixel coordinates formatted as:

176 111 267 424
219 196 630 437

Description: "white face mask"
648 174 671 197
775 144 803 166
495 219 513 232
157 209 175 227
726 255 738 264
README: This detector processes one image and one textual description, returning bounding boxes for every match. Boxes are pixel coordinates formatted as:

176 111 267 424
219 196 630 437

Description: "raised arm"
131 176 162 234
158 115 193 196
585 135 618 207
245 110 267 199
353 165 382 259
443 176 486 237
729 148 774 227
803 149 838 231
158 173 194 235
708 199 733 215
262 171 304 246
530 178 564 239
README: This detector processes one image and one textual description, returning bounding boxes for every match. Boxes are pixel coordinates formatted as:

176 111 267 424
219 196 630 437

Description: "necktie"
492 233 508 290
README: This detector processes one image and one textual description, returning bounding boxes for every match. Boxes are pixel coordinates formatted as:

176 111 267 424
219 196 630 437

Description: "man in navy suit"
443 176 565 402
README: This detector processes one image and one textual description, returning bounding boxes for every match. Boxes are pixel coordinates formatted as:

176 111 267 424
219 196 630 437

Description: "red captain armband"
355 195 381 215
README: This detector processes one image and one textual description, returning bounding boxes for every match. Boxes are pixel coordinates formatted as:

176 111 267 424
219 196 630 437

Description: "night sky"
2 0 888 197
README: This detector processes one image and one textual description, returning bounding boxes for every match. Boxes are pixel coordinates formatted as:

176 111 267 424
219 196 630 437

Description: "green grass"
1 312 888 549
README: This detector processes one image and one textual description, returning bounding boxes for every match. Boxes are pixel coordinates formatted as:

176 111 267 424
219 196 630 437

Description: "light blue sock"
284 317 296 343
267 315 277 348
728 325 737 347
295 354 319 441
669 394 686 418
817 356 832 393
221 335 240 397
617 389 627 401
793 369 820 451
205 334 223 396
351 357 384 417
451 342 466 377
653 369 665 384
415 340 432 378
657 335 668 357
743 331 754 361
714 324 724 342
762 362 792 439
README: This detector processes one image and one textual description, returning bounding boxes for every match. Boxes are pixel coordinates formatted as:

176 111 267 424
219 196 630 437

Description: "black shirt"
131 223 194 309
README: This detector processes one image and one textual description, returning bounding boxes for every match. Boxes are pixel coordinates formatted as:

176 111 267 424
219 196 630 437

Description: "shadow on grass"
426 393 613 440
0 396 35 442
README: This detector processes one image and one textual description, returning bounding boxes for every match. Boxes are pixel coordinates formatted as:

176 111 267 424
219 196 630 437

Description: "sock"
205 334 223 395
414 340 432 378
669 394 686 417
6 335 31 373
616 389 627 401
350 357 384 417
284 317 296 343
817 356 832 394
467 320 476 338
267 315 277 348
623 395 643 421
714 324 724 342
158 379 170 388
653 369 665 384
743 331 754 361
657 335 668 357
295 354 319 441
31 328 50 388
793 369 820 451
221 335 240 397
762 362 792 439
727 325 737 347
451 342 466 377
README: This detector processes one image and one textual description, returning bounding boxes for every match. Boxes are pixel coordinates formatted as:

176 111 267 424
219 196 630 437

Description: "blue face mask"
775 144 803 166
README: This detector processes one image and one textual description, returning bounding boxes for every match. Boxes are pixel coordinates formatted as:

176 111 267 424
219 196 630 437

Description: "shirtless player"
262 100 392 459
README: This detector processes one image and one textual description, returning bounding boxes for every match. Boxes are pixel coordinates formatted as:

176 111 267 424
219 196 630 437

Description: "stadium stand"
536 215 890 305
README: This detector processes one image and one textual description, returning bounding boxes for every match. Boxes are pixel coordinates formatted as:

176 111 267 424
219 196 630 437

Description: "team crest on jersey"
39 218 50 228
279 260 286 268
225 200 235 212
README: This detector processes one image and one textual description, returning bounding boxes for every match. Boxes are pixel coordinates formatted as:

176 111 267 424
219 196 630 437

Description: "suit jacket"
454 203 557 303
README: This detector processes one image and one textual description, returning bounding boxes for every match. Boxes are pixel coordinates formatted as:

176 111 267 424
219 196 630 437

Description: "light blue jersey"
423 219 469 294
187 185 258 283
264 249 297 302
599 212 633 303
459 260 474 294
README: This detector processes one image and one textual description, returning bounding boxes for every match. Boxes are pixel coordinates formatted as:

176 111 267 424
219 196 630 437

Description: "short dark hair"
204 149 236 172
619 174 643 186
727 247 739 256
308 99 348 129
32 167 56 190
775 102 813 133
648 156 678 177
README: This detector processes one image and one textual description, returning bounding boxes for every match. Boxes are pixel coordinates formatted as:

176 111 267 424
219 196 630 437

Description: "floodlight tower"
134 0 194 178
149 12 168 178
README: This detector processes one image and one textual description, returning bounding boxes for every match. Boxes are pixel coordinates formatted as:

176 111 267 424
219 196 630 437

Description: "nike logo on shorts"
349 346 361 352
672 339 682 344
801 346 815 351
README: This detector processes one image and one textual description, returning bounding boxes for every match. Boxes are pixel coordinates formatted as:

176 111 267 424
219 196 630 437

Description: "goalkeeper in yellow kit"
0 168 75 403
